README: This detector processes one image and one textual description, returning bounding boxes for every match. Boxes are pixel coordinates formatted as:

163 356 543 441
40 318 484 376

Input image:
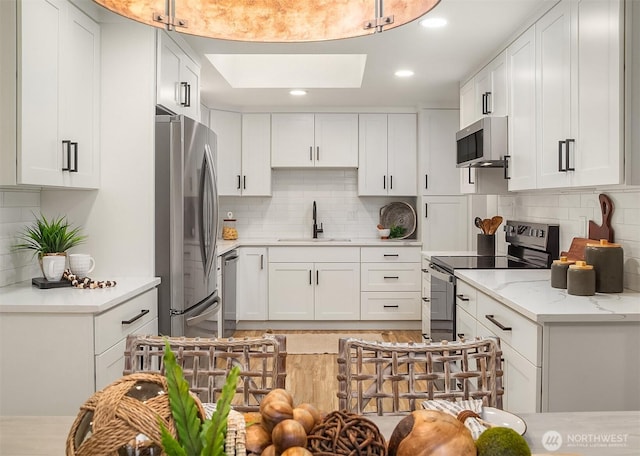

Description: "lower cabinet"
0 286 158 415
237 247 268 320
268 247 360 320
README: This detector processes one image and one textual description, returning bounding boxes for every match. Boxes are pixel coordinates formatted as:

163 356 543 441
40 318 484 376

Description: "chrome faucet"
312 201 324 239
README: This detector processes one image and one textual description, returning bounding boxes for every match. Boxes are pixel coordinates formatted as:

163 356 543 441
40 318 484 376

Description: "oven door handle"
429 264 454 283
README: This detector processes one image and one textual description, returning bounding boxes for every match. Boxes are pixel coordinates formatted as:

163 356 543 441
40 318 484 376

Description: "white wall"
219 169 417 240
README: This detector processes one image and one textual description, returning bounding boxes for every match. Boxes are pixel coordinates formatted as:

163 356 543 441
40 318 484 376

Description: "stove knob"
538 229 545 237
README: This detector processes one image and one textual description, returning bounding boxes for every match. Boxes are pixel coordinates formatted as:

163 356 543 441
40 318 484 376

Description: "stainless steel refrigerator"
155 114 220 337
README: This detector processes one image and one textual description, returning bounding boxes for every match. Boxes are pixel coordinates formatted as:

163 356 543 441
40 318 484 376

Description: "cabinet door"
210 110 242 196
157 32 183 115
387 113 417 196
459 78 478 127
181 55 200 121
455 306 476 341
358 114 388 195
421 196 468 251
481 51 508 118
271 113 315 167
314 263 360 320
314 114 358 167
537 1 573 189
419 109 460 195
507 25 537 190
242 113 272 196
572 0 622 186
237 248 268 320
268 262 314 319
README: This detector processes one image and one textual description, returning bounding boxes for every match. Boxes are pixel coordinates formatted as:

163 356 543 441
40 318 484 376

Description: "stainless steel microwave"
455 116 508 167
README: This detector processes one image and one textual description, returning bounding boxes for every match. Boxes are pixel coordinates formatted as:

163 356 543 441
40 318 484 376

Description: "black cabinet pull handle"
422 297 430 302
70 142 78 172
185 83 191 107
309 270 312 285
122 309 149 325
485 314 512 331
421 268 429 273
260 254 264 270
481 93 487 115
309 146 313 161
468 167 474 184
485 91 492 114
383 305 399 308
383 276 399 279
383 175 386 189
316 146 320 161
62 140 71 171
243 175 246 189
316 270 319 285
558 140 566 172
180 82 189 106
237 175 241 189
566 138 575 171
425 203 428 218
390 175 393 189
456 294 469 302
383 254 399 257
503 154 510 180
425 174 428 189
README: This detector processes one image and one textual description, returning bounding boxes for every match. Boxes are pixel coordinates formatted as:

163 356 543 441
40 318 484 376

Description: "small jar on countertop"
585 239 623 293
222 212 238 240
567 261 596 296
551 256 575 289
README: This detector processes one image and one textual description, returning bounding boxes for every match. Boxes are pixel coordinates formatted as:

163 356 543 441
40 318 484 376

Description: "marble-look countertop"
0 277 160 314
421 250 478 259
455 269 640 323
218 238 422 256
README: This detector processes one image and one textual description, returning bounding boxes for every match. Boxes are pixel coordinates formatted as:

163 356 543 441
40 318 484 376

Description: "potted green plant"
14 214 87 279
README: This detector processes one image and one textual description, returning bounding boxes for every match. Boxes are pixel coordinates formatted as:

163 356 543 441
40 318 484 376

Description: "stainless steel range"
424 220 559 341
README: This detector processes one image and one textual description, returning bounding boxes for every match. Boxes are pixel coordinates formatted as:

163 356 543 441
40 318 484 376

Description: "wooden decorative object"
124 334 287 412
336 337 503 415
307 410 387 456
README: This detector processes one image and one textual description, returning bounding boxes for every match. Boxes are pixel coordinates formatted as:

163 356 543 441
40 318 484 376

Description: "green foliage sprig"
389 225 406 239
14 213 86 257
159 340 240 456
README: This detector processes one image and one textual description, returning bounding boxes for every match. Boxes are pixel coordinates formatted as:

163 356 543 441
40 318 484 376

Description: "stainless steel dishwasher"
222 250 238 337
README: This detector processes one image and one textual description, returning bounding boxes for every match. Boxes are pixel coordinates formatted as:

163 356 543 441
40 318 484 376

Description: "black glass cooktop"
431 255 542 271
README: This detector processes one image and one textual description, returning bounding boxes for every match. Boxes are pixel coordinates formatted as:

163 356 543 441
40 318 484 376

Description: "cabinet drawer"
361 263 420 292
94 289 158 354
455 280 477 316
361 246 421 263
361 292 421 320
475 292 541 365
455 305 476 341
269 246 360 262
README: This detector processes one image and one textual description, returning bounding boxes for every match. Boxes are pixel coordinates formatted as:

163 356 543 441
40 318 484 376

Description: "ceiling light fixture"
420 17 448 28
92 0 441 42
395 70 415 78
290 90 307 96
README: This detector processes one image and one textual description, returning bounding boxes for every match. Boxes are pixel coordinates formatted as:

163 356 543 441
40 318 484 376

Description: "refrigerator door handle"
199 144 218 278
185 295 220 327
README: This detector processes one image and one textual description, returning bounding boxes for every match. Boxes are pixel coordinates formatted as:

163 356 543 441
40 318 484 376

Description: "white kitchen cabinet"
455 306 476 341
360 246 420 320
418 109 461 195
237 247 268 320
537 0 623 189
157 30 200 121
271 113 358 168
5 0 100 188
420 196 468 251
459 79 477 127
211 112 271 196
459 167 508 195
358 113 417 196
506 25 537 190
0 286 158 415
459 51 507 128
268 247 360 320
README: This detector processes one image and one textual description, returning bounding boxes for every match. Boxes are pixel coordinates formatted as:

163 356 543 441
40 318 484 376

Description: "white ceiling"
179 0 558 111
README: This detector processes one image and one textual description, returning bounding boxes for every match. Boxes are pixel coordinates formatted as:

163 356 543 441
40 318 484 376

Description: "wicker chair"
123 333 287 412
337 336 503 416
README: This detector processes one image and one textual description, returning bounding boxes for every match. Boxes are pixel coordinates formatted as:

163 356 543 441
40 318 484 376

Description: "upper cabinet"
271 113 358 168
536 0 623 189
418 109 461 196
459 51 508 127
1 0 101 188
210 111 271 197
157 31 200 121
358 113 417 196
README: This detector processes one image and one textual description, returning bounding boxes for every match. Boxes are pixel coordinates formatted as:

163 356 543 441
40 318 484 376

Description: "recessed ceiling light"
290 90 307 96
395 70 415 78
420 17 447 28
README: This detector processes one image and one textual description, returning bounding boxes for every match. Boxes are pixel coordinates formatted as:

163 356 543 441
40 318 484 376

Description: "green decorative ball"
476 427 531 456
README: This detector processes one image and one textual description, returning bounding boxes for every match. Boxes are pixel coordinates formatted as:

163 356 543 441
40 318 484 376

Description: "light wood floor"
232 329 422 413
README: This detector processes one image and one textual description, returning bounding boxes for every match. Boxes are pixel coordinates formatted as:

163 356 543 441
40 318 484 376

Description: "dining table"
1 410 638 455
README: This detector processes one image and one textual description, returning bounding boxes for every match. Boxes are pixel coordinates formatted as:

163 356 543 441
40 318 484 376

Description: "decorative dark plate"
32 277 72 289
379 202 416 239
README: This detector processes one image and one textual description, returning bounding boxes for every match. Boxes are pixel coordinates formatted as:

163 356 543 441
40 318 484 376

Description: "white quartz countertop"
421 250 478 259
0 277 160 314
455 269 640 323
218 238 422 256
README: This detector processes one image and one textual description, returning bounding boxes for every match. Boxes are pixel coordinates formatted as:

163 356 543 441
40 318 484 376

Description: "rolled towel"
422 399 487 439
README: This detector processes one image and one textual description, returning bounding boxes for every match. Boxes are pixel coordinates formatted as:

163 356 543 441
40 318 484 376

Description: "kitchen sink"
277 238 351 242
